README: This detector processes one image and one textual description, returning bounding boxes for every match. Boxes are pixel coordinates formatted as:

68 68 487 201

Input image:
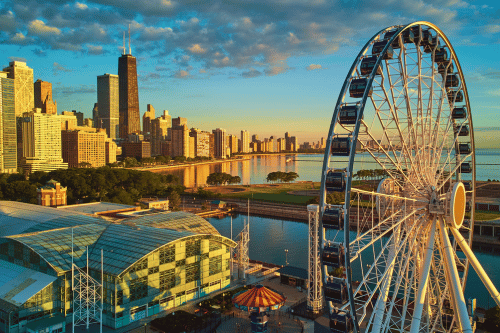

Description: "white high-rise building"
2 61 34 117
19 109 68 173
241 130 250 153
212 128 227 159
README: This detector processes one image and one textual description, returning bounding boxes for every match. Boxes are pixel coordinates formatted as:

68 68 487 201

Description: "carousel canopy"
232 284 286 313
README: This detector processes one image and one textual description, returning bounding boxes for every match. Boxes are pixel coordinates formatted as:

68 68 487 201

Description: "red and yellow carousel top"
232 284 286 312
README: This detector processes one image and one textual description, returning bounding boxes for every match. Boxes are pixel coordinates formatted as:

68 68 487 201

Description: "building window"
209 256 222 276
159 246 175 264
159 269 176 292
130 276 148 301
148 266 159 274
185 262 200 283
209 241 222 252
186 239 201 258
130 259 148 273
176 259 185 267
116 290 123 305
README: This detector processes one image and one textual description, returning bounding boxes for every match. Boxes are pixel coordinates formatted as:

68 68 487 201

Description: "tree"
484 306 500 332
78 162 92 168
169 191 181 210
206 172 237 186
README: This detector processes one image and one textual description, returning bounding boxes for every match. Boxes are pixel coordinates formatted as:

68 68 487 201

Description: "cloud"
53 62 72 75
28 19 61 36
55 84 95 96
241 68 262 78
8 56 26 62
173 70 190 78
32 48 46 57
306 64 322 71
265 66 287 76
188 44 207 54
484 24 500 34
86 44 104 55
10 32 28 44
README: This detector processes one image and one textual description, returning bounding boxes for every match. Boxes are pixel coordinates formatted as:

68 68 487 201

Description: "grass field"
467 210 500 221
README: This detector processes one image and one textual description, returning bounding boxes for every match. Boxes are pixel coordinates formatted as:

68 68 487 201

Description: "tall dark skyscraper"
118 36 140 139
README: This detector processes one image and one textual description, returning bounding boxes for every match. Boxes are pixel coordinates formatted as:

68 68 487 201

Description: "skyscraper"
97 74 119 140
34 79 57 114
151 110 171 156
190 128 211 157
62 128 107 168
172 124 191 158
213 128 227 159
228 135 238 155
118 43 140 138
3 61 34 117
142 104 155 140
241 130 250 153
0 72 17 173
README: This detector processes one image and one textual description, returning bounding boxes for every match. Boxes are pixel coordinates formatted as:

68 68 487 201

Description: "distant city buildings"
97 73 119 140
190 128 211 158
142 104 155 141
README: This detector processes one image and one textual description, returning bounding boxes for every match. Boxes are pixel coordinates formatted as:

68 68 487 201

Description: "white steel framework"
317 21 498 333
72 247 103 333
237 218 250 282
307 204 323 313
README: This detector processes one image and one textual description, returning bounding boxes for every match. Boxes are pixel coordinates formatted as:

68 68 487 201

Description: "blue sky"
1 0 500 147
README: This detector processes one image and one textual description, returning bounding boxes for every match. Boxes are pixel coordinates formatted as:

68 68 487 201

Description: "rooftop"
57 202 138 215
277 266 308 280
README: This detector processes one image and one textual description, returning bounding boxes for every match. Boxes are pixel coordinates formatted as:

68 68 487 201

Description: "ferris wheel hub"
446 182 466 229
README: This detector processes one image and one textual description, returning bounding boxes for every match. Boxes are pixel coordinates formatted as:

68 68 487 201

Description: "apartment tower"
213 128 227 159
34 79 57 114
2 61 33 117
0 72 17 173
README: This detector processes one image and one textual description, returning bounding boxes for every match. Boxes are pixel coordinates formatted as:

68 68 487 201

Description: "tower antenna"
122 31 125 55
128 24 131 55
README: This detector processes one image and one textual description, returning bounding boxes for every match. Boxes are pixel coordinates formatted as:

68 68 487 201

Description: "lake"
208 213 500 309
156 149 500 187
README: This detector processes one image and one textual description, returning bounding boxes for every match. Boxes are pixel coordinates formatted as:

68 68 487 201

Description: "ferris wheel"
319 21 500 333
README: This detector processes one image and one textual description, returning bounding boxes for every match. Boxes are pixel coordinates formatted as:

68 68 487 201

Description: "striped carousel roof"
232 284 286 312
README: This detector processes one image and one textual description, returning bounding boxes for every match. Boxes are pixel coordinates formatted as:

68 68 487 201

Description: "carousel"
232 284 287 332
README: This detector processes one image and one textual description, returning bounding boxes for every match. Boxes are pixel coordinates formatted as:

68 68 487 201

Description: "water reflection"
153 149 500 187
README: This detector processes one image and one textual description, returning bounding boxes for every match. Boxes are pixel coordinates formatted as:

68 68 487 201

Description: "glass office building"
0 201 236 332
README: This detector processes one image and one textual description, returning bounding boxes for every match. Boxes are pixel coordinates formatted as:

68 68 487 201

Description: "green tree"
169 191 181 210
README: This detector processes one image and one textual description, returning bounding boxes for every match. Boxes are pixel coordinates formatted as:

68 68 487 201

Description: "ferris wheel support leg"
371 227 400 333
409 218 436 333
438 218 473 333
450 227 500 307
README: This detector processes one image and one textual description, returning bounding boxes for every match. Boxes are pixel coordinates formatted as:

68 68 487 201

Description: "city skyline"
1 1 500 146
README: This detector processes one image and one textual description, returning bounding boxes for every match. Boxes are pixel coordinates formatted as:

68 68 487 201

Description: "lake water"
156 149 500 187
208 213 500 309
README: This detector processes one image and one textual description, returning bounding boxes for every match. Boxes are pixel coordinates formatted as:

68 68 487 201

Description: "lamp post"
144 323 147 333
285 249 289 266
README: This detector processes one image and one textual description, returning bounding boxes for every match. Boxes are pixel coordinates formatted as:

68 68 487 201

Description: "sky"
1 0 500 147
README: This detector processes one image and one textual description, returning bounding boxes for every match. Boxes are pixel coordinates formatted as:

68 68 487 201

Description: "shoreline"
135 152 307 172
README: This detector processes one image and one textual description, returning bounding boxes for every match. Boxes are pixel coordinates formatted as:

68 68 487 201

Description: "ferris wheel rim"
319 21 477 333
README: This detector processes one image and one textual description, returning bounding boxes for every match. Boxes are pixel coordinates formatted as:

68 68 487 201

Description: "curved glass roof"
0 201 234 277
125 211 220 235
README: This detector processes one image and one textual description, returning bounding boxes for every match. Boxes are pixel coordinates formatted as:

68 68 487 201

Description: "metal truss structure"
307 204 323 313
72 239 103 333
237 218 250 282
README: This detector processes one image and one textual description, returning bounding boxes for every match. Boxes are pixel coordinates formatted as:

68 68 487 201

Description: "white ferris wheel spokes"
319 21 500 333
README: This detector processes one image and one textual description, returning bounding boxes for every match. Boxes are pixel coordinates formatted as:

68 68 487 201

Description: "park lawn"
467 210 500 221
237 191 314 204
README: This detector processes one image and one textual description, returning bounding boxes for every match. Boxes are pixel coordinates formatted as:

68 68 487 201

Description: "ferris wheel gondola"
319 21 500 333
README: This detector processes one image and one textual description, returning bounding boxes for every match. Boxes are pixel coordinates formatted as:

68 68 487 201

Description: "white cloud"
174 70 190 78
485 24 500 34
11 32 26 43
28 20 61 36
306 64 322 71
188 44 207 54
